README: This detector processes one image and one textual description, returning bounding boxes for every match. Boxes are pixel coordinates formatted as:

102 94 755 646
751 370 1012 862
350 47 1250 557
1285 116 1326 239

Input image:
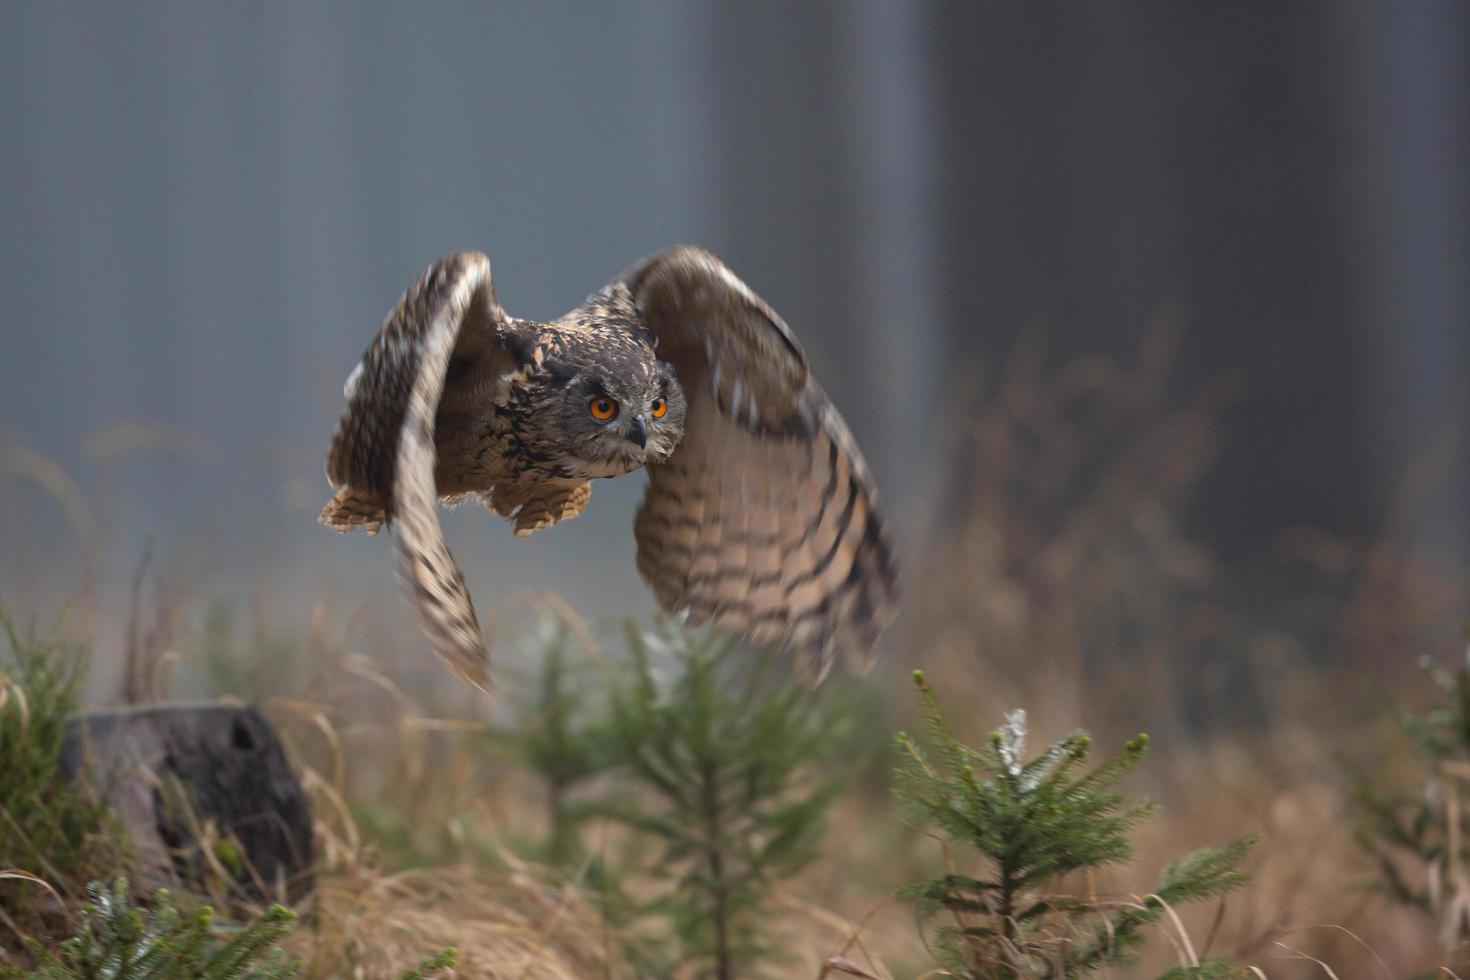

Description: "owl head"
517 345 687 480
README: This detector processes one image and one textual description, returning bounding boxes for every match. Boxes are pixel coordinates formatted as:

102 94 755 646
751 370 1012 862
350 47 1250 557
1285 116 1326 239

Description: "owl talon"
497 481 592 536
320 486 387 535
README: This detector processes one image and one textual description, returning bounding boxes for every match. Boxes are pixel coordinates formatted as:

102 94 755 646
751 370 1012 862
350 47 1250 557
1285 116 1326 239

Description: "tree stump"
62 703 314 906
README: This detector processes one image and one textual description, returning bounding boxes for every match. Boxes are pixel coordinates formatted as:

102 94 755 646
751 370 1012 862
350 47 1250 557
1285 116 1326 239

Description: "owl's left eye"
589 396 618 421
650 397 668 418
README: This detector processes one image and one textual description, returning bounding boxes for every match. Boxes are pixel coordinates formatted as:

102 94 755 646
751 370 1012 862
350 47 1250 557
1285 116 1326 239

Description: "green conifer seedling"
488 618 618 866
1 879 457 980
895 671 1256 977
1356 627 1470 965
601 622 851 980
2 879 299 980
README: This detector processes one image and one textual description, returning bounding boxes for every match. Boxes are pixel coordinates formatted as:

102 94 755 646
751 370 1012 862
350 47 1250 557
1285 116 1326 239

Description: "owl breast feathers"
322 247 898 693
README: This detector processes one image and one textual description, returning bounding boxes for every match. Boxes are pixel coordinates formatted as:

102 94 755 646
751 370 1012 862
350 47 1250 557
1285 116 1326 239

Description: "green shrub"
0 614 124 923
896 670 1256 978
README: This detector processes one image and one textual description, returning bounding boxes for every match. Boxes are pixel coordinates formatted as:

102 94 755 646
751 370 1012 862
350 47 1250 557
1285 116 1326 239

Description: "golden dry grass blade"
267 698 347 794
301 766 361 853
1272 941 1343 980
0 869 62 906
775 891 893 980
1290 924 1393 979
819 955 882 980
0 444 93 545
82 421 207 463
0 809 70 892
1143 892 1199 967
0 671 29 730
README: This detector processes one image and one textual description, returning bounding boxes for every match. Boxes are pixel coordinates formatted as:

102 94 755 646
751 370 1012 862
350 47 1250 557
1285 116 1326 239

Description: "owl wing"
617 247 899 680
325 251 512 694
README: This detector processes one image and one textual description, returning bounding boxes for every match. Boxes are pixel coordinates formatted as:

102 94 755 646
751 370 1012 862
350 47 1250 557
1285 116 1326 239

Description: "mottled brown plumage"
322 247 897 692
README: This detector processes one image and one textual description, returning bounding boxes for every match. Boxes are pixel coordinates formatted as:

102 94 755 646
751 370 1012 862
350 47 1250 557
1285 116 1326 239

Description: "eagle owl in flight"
321 247 897 692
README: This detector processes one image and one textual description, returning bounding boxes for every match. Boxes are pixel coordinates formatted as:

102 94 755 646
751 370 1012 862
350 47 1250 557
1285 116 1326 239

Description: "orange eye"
589 396 618 421
650 397 668 418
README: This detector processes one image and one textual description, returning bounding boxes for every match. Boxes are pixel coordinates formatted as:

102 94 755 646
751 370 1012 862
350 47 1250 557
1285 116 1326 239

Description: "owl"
321 247 897 692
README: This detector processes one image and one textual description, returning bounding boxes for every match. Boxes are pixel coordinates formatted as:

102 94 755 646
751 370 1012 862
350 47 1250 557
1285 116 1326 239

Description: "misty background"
1 2 1466 671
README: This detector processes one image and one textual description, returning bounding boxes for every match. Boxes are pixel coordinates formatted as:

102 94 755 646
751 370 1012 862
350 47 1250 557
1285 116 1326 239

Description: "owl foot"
319 485 386 535
482 481 592 537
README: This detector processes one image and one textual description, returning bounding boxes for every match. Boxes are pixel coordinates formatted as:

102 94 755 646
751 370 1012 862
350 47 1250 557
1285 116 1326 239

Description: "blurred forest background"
3 1 1466 644
1 2 1469 975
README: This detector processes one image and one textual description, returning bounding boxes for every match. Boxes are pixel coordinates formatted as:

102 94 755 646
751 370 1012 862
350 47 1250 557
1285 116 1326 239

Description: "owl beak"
628 414 648 449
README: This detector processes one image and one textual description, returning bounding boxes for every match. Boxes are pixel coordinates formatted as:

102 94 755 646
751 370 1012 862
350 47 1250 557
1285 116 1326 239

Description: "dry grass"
287 863 628 979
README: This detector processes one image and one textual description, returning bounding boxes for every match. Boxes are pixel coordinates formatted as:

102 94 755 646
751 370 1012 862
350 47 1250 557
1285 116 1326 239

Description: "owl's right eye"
589 396 618 421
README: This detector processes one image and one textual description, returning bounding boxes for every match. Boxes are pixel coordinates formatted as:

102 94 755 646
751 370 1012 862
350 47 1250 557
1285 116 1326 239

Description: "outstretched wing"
324 251 511 693
617 247 899 680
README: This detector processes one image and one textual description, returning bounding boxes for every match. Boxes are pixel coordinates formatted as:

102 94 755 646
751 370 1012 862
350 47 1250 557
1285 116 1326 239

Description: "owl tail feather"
320 486 387 536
